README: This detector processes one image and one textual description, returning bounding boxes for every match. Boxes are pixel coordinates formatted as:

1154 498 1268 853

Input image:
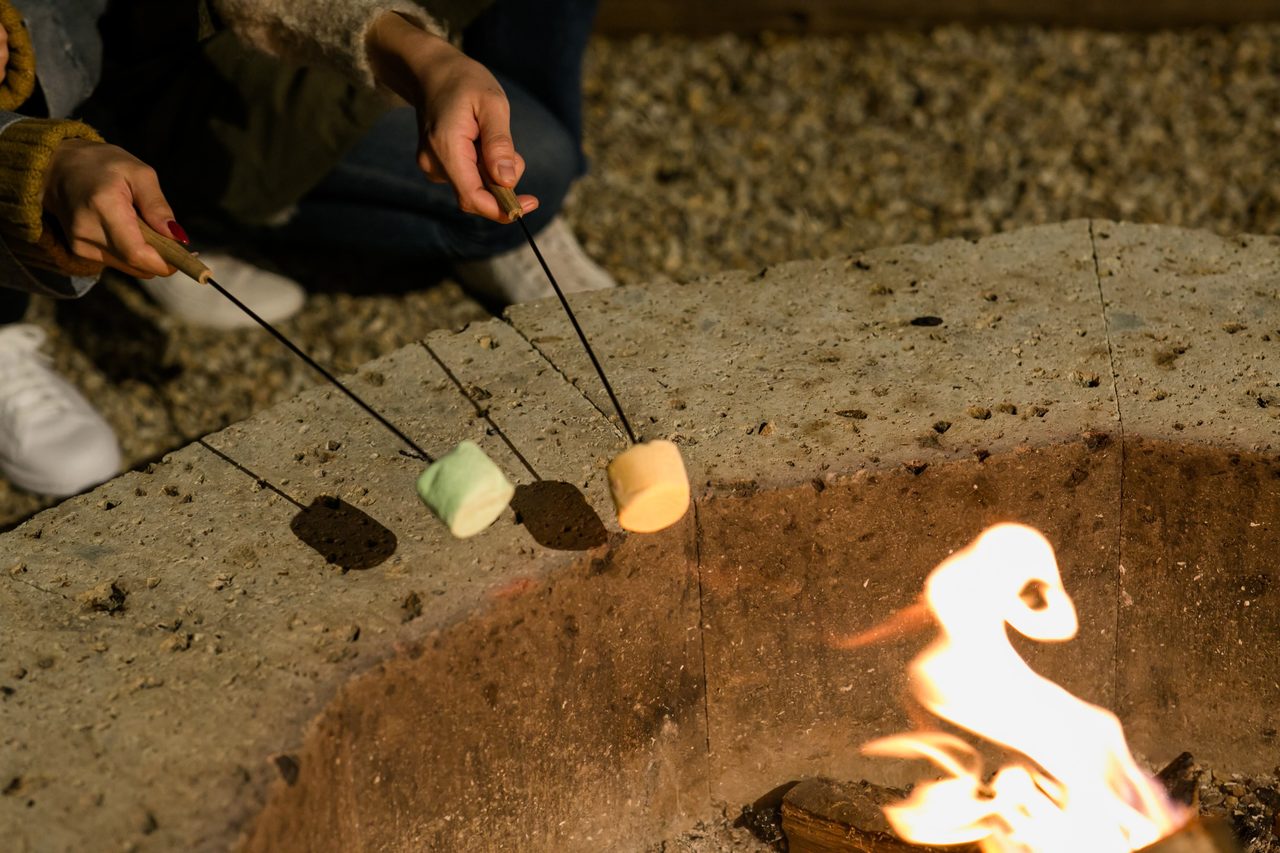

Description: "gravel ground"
7 23 1280 525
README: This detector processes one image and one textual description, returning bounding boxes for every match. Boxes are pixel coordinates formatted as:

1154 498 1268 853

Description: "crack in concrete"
418 340 542 480
691 500 714 803
4 570 74 604
1088 219 1127 711
502 317 631 445
495 318 713 802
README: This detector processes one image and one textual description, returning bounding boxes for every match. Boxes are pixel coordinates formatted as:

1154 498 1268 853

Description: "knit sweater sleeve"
211 0 450 88
0 0 36 111
0 115 107 278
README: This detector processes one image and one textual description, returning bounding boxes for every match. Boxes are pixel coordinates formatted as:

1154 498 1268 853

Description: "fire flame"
863 523 1187 852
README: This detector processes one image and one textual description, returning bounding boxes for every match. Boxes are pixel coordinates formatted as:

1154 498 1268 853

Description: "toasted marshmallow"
606 439 690 533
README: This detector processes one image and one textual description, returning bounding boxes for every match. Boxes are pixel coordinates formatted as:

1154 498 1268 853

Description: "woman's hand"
366 12 538 223
1 19 10 85
42 139 181 278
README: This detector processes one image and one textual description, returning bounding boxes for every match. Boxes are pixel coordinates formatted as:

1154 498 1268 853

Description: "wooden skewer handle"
484 182 524 222
137 219 212 284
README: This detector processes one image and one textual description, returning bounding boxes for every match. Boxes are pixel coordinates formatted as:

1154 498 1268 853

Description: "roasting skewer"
486 183 690 534
138 220 515 538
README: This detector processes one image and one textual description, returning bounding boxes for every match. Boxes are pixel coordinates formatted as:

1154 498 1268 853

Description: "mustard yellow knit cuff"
0 0 36 111
0 118 105 243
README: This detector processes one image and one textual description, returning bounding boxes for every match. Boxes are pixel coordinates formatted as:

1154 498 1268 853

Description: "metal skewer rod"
489 185 638 445
515 216 638 444
138 219 433 462
208 278 432 461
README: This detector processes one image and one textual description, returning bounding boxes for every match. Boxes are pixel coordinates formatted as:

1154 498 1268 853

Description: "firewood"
1139 819 1242 853
780 777 972 853
781 778 1239 853
1157 751 1201 808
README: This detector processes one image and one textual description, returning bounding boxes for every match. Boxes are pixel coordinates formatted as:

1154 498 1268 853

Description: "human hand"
42 139 181 278
366 12 539 223
1 20 10 85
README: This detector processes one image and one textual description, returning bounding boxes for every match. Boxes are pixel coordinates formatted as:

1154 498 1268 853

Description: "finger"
126 163 183 246
67 219 166 279
435 127 505 222
101 251 161 280
515 193 539 217
69 229 153 279
475 89 518 188
415 141 448 184
98 191 173 278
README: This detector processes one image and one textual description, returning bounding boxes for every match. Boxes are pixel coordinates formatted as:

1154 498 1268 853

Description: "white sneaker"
141 252 305 329
454 216 617 306
0 324 121 497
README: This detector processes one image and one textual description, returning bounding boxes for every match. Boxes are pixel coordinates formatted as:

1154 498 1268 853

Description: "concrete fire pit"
1 221 1277 852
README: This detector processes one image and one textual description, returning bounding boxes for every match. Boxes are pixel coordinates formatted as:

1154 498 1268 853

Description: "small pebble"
401 591 423 623
1070 370 1102 388
79 581 127 613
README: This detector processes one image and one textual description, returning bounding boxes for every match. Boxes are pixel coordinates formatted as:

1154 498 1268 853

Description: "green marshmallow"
416 440 515 538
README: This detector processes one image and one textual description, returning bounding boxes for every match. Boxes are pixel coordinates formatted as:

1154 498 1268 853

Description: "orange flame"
863 523 1187 852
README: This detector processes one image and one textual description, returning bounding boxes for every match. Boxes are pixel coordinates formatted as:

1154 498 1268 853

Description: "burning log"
852 525 1192 852
780 777 977 853
1156 752 1201 809
781 778 1241 853
805 524 1254 853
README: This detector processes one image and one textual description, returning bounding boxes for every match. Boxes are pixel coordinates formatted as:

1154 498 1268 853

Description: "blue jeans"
266 0 599 262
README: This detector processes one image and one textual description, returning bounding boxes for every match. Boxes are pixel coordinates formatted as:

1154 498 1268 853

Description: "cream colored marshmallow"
606 439 690 533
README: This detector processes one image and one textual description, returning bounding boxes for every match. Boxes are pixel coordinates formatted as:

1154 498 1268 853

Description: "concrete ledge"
2 221 1277 851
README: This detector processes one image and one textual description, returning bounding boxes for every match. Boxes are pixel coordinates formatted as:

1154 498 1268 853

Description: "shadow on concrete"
511 481 608 551
197 440 397 572
55 278 182 386
290 495 398 572
419 339 607 550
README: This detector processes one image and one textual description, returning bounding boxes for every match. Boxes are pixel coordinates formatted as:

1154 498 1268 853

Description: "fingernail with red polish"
168 221 189 245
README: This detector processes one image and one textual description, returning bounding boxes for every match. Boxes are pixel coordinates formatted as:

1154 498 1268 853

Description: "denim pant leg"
268 75 580 262
463 0 600 158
